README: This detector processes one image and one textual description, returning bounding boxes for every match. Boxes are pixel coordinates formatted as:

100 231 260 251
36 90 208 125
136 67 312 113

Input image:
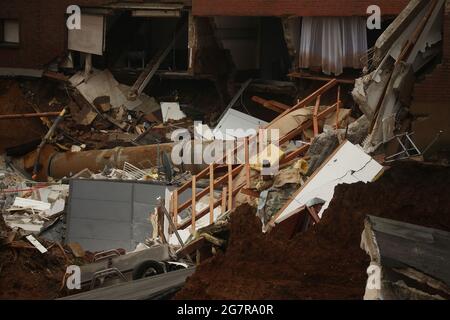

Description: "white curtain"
299 17 368 75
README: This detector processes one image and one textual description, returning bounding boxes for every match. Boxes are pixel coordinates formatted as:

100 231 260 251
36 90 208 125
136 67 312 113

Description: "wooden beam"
240 188 260 198
228 159 233 213
0 111 62 120
306 206 321 223
178 183 245 230
336 86 341 130
221 187 227 214
279 119 312 145
313 95 321 137
317 103 339 120
245 137 251 188
268 79 337 127
251 96 289 113
191 175 196 233
209 164 214 224
177 162 218 194
280 144 310 165
291 79 338 110
173 189 178 232
176 164 243 213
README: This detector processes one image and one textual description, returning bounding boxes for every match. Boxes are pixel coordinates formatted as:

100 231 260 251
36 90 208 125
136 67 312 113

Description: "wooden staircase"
169 79 343 234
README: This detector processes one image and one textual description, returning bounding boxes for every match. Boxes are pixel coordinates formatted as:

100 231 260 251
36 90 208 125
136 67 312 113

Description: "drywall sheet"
161 102 186 123
213 108 267 140
67 180 169 252
68 14 104 55
275 141 383 224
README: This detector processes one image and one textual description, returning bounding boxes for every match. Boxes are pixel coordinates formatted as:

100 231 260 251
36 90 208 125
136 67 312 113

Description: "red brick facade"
0 0 127 69
192 0 410 17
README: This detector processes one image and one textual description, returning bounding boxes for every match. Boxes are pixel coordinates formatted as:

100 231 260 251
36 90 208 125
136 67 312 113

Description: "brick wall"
192 0 409 17
0 0 135 69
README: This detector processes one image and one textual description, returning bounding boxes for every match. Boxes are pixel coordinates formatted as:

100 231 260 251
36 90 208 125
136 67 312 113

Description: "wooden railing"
170 79 342 232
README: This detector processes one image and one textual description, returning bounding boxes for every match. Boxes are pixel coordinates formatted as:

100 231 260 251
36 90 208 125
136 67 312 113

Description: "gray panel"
67 180 169 252
71 180 133 202
133 183 168 204
132 202 154 223
70 199 131 221
132 222 153 245
69 218 131 241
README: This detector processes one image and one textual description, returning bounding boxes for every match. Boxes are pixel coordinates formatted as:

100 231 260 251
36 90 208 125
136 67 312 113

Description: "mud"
0 80 46 152
175 162 450 299
0 240 69 299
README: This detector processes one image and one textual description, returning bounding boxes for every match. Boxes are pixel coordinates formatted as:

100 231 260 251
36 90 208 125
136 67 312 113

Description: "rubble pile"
0 0 449 301
175 163 450 299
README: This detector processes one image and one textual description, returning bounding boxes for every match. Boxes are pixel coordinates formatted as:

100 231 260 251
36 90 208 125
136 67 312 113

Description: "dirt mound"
175 162 450 299
0 80 46 152
0 240 68 299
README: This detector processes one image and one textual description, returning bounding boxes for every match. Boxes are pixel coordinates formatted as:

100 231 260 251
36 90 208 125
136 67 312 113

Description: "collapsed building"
0 0 449 300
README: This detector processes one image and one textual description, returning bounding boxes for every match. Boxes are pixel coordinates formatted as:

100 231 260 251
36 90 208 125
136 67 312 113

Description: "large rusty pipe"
15 140 218 181
48 143 175 179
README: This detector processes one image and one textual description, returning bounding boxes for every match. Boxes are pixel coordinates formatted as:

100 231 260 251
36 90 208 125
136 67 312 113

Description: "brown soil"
0 80 46 152
0 240 69 300
175 162 450 299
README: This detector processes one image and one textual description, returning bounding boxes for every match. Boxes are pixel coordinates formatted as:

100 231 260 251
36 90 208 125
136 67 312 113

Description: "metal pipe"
48 143 175 179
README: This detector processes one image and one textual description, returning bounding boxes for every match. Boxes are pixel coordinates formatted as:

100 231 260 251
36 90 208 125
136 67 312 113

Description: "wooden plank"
209 164 214 224
228 158 233 212
367 215 450 286
240 188 260 198
306 206 321 223
173 189 178 229
251 96 289 113
291 79 338 110
176 164 243 213
245 137 250 188
176 237 206 258
269 79 337 128
317 103 338 120
0 111 61 120
280 144 310 165
175 80 337 219
336 86 341 129
178 183 245 230
221 187 227 214
313 95 321 137
191 175 196 233
279 119 312 145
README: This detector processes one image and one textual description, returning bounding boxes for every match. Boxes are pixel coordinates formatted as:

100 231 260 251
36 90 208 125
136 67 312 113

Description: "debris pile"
1 0 449 301
175 163 450 299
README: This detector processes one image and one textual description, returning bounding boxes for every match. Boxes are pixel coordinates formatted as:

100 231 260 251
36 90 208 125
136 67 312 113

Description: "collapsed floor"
175 162 450 299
